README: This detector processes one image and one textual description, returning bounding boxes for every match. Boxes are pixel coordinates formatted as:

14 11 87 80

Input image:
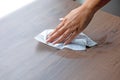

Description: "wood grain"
0 0 120 80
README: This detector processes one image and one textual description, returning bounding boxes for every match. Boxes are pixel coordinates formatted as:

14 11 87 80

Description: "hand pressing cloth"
35 29 97 50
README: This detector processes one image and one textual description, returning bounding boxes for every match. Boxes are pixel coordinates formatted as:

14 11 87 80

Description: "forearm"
81 0 111 13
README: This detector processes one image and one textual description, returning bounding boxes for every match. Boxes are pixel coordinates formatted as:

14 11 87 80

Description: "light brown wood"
0 0 120 80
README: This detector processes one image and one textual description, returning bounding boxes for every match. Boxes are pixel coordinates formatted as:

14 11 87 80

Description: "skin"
47 0 111 45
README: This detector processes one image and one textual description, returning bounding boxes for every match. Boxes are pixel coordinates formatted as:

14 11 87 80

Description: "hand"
47 6 95 45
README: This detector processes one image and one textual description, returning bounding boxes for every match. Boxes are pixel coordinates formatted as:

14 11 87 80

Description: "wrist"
81 2 98 14
81 0 111 13
76 4 96 16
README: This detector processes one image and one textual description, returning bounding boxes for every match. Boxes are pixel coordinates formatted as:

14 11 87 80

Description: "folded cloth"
35 29 97 50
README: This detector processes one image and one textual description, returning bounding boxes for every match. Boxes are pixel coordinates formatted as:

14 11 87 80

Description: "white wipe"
35 29 97 50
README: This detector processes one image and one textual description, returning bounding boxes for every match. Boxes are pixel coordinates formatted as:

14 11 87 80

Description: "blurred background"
0 0 119 20
76 0 120 16
0 0 35 19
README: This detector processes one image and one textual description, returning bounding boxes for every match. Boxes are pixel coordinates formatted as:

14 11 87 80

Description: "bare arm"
83 0 111 12
47 0 111 45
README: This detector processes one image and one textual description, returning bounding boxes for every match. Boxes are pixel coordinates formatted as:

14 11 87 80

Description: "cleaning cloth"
35 29 97 50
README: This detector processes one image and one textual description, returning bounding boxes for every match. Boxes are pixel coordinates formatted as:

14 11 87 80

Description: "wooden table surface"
0 0 120 80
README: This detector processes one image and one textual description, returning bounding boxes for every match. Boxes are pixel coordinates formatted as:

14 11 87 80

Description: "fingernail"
47 41 52 43
46 39 50 42
46 39 49 42
64 43 67 45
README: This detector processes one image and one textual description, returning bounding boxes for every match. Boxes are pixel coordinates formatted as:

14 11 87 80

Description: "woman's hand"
46 0 110 45
47 6 95 45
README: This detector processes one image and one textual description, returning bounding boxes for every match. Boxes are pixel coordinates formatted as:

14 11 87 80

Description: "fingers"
47 21 80 45
48 19 66 37
47 26 67 42
52 29 73 44
64 31 78 45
